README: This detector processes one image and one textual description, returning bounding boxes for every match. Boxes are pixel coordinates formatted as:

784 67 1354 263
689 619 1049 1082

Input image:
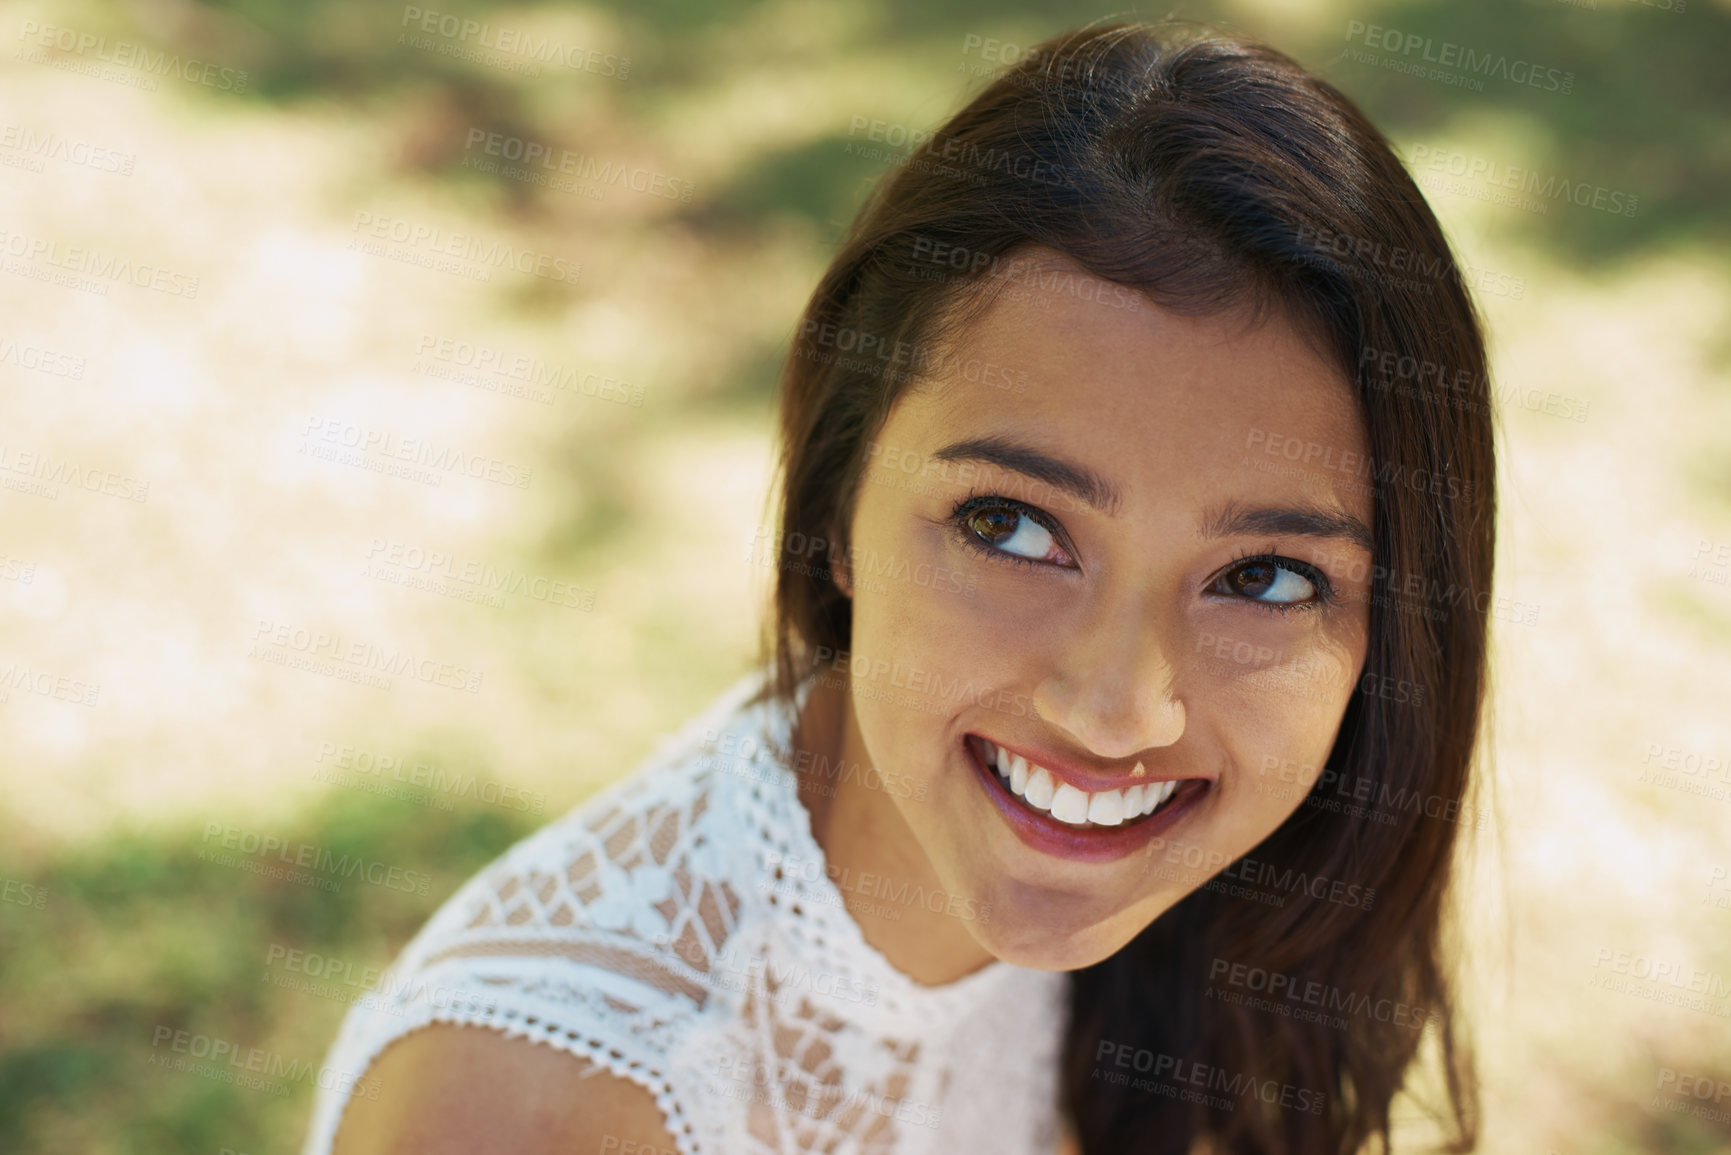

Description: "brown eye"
965 506 1021 545
951 496 1074 567
1216 558 1320 606
1228 561 1278 598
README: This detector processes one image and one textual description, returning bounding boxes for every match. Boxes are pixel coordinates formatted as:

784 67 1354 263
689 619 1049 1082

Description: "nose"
1032 603 1186 760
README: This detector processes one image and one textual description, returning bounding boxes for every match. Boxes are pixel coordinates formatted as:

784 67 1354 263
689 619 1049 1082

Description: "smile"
983 737 1184 827
964 733 1208 862
981 738 1180 827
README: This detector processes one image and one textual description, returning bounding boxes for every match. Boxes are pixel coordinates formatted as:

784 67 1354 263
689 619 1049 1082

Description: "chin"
961 885 1166 972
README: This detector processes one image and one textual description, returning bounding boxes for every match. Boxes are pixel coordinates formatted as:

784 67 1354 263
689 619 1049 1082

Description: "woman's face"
833 247 1373 971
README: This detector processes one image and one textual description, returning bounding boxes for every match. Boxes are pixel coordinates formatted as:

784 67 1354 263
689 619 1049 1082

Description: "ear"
827 523 853 599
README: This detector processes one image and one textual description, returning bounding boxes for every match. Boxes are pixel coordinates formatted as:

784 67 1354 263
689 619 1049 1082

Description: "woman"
310 20 1491 1155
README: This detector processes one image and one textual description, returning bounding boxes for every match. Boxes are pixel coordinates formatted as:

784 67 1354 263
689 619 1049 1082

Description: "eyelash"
1218 549 1337 616
948 492 1068 569
947 494 1338 613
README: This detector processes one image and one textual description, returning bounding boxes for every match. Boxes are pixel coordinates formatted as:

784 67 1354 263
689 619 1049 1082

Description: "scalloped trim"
304 1002 705 1155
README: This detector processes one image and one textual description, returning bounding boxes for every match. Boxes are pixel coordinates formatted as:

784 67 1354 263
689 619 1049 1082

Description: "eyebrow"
1200 498 1374 553
927 435 1374 551
930 436 1123 516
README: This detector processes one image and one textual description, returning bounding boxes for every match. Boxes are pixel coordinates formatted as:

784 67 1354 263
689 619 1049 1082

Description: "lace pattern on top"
300 668 1071 1155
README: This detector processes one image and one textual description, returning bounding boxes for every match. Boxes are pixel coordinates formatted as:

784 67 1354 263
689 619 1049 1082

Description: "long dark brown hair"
756 21 1492 1155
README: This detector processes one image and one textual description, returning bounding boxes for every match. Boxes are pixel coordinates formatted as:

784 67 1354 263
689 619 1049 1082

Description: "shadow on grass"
0 791 537 1154
40 0 1726 265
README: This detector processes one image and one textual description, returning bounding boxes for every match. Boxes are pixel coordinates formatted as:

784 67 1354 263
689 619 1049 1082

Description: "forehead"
895 248 1369 522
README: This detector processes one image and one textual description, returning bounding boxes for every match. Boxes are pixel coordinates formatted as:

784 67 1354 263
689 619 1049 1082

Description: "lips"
963 733 1207 863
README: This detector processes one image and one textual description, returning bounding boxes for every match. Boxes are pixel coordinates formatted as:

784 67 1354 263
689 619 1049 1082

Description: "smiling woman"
801 263 1379 969
309 19 1493 1155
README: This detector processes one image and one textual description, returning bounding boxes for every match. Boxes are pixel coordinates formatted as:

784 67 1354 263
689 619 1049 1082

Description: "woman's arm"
331 1022 684 1155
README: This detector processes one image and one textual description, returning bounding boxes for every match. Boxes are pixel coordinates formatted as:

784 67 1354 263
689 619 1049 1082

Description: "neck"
792 673 998 988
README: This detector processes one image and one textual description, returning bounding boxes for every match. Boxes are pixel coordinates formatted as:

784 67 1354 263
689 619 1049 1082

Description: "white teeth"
979 739 1184 828
1049 782 1089 824
1086 790 1125 826
1024 765 1055 810
1153 779 1177 811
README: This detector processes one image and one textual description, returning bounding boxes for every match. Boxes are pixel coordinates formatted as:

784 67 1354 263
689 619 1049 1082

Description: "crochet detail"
301 669 1069 1155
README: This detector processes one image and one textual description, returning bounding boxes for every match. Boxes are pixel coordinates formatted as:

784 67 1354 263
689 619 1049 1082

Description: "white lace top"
300 668 1072 1155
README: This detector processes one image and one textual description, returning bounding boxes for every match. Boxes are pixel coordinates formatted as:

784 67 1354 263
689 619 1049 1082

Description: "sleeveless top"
300 668 1073 1155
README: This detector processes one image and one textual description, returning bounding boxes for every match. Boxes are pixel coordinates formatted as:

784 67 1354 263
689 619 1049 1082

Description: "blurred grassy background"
2 0 1730 1151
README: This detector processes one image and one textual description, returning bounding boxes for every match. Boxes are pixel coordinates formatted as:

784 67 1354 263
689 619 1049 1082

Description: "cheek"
845 515 1016 693
1188 614 1361 711
1188 626 1364 833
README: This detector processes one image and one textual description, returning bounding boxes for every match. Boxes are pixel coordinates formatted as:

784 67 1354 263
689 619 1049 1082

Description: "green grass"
0 791 537 1154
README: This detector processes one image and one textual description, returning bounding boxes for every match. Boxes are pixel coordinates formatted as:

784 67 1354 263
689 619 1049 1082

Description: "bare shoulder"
331 1022 684 1155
